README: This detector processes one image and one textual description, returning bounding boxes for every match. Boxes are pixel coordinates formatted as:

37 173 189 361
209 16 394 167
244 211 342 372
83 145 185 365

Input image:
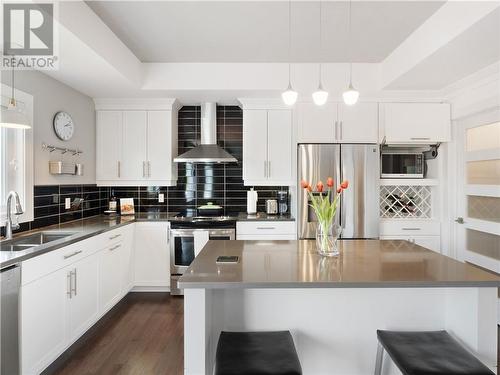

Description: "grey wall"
1 71 95 185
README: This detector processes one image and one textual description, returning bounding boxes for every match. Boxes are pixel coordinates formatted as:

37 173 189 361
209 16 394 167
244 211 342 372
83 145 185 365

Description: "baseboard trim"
131 285 171 292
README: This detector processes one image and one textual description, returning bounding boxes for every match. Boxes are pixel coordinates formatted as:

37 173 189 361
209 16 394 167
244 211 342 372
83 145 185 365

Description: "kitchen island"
178 240 499 375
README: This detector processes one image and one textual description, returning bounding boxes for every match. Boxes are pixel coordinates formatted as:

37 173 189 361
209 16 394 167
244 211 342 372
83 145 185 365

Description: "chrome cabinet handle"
402 227 421 231
67 271 72 299
64 250 82 259
118 161 121 178
109 234 121 240
340 121 343 140
334 120 338 140
410 137 431 140
148 161 151 177
72 269 77 296
257 227 276 230
109 244 121 251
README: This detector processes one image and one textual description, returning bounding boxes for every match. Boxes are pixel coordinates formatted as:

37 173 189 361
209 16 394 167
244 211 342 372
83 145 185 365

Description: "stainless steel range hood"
174 103 237 163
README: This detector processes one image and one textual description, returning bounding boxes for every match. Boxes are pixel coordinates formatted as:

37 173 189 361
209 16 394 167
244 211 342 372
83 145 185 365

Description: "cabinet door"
68 254 100 343
384 103 450 143
134 222 170 288
338 103 378 143
122 111 147 180
99 243 123 314
267 110 293 184
297 102 337 143
96 111 122 180
147 110 172 181
243 110 268 184
121 227 135 294
21 268 68 374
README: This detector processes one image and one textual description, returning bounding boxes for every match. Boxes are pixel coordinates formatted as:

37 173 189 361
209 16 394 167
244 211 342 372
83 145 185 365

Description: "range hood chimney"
174 103 238 163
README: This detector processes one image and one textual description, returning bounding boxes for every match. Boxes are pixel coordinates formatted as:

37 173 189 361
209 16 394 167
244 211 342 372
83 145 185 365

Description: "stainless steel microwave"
381 150 425 178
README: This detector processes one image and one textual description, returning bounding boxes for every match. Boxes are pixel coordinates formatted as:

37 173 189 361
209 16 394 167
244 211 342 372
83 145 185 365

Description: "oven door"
381 152 424 178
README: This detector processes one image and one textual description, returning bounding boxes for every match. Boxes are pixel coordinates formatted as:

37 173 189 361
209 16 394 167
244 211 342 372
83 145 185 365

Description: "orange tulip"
300 180 309 189
316 181 324 192
326 177 334 188
340 180 349 189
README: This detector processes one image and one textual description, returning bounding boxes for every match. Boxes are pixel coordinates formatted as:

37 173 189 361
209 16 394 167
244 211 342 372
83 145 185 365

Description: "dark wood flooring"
43 293 184 375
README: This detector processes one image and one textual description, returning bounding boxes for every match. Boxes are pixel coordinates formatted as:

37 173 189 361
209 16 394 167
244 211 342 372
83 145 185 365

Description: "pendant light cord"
319 0 323 83
288 0 292 83
348 0 352 85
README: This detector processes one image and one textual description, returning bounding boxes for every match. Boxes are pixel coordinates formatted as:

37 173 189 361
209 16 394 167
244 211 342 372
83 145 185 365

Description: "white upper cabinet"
297 102 378 143
337 103 379 143
381 103 451 144
297 102 337 143
243 109 293 186
96 111 122 181
95 99 179 186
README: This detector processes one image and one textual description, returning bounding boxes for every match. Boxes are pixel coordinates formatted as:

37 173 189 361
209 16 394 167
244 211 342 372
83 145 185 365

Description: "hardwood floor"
43 293 184 375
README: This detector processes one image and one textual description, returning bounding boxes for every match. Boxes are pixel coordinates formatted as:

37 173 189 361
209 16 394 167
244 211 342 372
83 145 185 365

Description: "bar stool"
375 330 494 375
215 331 302 375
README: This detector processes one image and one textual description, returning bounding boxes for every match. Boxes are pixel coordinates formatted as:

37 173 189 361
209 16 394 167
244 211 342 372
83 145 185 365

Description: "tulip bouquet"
301 177 349 256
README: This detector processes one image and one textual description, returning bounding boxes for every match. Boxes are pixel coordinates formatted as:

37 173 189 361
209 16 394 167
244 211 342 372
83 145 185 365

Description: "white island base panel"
184 287 497 375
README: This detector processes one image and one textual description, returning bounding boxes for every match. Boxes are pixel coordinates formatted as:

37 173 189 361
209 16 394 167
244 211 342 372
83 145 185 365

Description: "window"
0 83 33 225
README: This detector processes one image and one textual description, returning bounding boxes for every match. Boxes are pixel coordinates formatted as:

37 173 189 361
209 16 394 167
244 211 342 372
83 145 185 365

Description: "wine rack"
380 185 432 218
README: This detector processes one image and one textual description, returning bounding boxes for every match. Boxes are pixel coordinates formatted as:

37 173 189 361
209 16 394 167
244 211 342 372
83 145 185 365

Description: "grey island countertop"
178 240 500 289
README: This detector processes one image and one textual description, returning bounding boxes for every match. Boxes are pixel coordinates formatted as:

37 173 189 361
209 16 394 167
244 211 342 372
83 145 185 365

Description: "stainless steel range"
169 209 236 295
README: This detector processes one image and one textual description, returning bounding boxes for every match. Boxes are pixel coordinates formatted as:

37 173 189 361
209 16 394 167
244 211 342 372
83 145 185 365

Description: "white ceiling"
86 1 445 63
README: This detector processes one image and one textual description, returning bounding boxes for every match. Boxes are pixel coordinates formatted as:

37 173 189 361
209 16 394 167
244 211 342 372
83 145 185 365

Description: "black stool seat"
377 330 494 375
215 331 302 375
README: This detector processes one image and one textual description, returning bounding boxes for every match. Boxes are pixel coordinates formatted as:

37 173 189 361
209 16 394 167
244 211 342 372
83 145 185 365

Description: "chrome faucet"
5 191 23 239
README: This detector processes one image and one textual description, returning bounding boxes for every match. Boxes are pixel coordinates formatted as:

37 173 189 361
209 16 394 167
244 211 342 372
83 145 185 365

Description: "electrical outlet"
65 198 71 209
158 193 164 203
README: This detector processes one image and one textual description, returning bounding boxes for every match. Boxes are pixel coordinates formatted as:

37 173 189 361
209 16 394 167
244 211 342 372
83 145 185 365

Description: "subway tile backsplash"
1 105 288 236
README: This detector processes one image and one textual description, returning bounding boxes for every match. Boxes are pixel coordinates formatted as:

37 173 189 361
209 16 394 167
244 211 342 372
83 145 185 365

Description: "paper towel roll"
247 188 258 214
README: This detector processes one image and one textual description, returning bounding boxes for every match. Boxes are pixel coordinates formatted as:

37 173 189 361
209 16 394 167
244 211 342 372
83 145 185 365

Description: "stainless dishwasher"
1 264 20 375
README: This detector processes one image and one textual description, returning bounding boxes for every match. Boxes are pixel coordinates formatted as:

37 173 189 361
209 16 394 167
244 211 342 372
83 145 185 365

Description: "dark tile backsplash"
1 105 288 236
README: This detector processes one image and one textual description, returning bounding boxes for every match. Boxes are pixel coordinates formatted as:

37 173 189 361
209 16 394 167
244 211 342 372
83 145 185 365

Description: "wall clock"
53 111 75 141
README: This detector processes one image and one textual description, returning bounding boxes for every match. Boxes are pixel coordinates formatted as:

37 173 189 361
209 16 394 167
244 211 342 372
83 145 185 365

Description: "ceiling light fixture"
342 0 359 106
282 0 297 106
1 56 30 129
312 0 328 106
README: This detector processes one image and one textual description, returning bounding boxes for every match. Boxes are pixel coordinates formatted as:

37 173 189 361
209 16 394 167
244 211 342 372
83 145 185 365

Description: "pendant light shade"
1 98 30 129
282 83 298 106
1 56 30 129
343 0 359 106
313 84 329 106
282 0 297 106
342 83 359 106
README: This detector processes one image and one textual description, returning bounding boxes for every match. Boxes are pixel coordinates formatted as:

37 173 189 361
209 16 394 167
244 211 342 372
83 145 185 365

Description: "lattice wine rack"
380 185 432 218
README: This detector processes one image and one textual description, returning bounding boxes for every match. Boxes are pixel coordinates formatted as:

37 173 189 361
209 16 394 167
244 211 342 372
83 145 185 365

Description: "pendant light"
1 56 30 129
282 0 297 106
312 0 328 106
342 0 359 106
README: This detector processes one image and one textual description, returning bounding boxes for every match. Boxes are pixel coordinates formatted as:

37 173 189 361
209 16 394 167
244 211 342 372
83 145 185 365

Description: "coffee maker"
277 190 288 215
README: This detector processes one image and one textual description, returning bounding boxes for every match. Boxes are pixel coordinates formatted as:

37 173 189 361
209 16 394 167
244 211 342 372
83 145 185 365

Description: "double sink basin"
0 232 76 252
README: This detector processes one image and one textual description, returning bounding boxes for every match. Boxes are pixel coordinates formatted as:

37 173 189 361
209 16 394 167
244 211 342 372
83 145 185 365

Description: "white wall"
1 71 96 185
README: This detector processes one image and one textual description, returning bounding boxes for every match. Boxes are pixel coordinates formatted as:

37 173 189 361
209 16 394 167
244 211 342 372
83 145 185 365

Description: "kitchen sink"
0 232 76 251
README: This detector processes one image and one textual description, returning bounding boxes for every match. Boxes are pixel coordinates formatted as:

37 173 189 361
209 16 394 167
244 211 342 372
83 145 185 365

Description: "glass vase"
316 222 342 257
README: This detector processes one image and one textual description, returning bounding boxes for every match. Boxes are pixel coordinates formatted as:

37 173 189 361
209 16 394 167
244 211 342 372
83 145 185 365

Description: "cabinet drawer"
22 237 100 285
380 219 440 236
92 225 132 248
236 221 296 236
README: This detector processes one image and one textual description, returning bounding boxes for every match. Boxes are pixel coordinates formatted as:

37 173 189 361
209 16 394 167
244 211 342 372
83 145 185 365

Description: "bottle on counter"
109 190 117 212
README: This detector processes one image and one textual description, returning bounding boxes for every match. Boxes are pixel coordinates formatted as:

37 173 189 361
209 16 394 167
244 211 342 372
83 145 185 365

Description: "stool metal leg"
374 342 384 375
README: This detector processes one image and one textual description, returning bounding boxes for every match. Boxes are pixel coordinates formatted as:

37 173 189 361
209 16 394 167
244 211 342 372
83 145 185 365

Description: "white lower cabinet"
133 222 170 289
21 225 135 375
380 219 441 253
236 221 296 240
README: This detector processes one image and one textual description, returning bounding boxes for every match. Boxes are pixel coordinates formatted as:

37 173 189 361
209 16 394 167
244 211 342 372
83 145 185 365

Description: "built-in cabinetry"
243 109 293 185
297 102 379 143
380 103 451 144
379 219 441 253
236 221 296 240
21 225 135 374
133 222 170 290
95 99 179 186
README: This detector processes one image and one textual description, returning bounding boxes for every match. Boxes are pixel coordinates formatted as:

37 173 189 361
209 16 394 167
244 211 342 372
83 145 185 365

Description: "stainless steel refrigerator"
298 144 380 239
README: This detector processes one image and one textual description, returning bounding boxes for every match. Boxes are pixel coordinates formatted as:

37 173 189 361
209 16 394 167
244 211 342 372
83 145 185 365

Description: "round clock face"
53 111 75 141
